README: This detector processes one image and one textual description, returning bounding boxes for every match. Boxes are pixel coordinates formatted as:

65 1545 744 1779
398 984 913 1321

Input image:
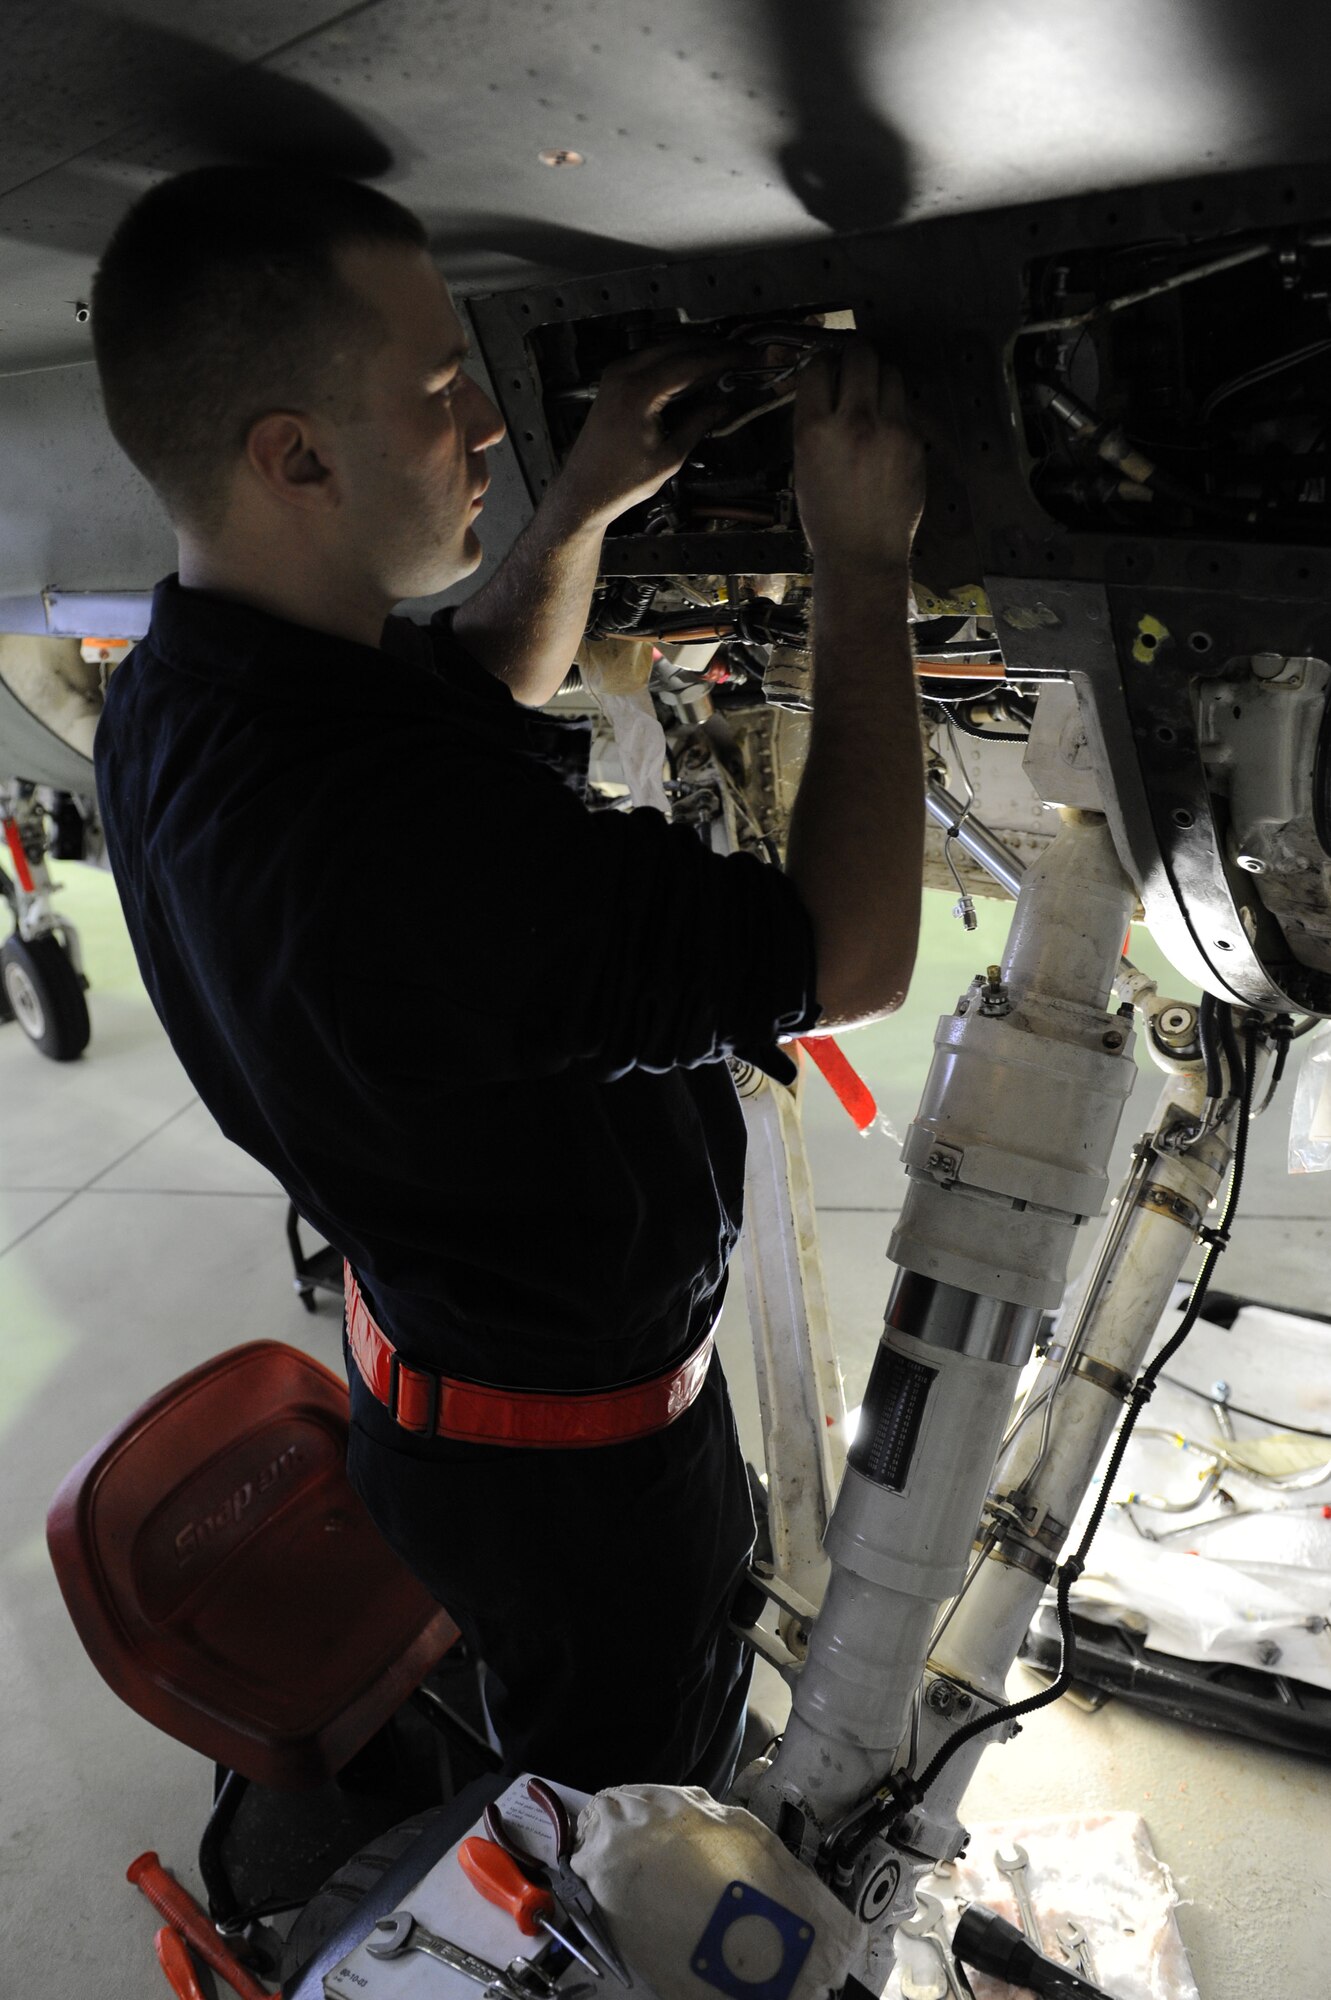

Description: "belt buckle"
387 1350 442 1436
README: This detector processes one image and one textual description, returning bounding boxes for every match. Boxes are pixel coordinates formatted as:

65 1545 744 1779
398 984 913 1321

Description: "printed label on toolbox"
324 1776 591 2000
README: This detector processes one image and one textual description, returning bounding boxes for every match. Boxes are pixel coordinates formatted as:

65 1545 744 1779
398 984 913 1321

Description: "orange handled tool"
458 1836 604 1980
127 1852 277 2000
154 1927 209 2000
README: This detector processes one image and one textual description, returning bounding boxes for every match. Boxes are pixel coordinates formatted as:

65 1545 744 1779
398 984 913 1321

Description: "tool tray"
322 1776 590 2000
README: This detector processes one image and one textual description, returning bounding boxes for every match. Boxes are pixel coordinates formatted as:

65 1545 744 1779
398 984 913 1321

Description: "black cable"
1158 1370 1331 1439
920 696 1032 743
1217 1001 1243 1100
1197 992 1225 1102
837 1022 1261 1852
587 576 659 637
1201 337 1331 422
931 707 1031 745
1271 1018 1294 1089
724 640 768 685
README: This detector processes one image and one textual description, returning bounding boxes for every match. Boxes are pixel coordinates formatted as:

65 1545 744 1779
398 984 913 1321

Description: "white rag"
575 1784 867 2000
577 639 672 816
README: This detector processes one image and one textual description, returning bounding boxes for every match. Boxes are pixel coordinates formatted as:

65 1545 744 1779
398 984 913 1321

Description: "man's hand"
794 343 925 571
454 341 743 706
554 343 745 531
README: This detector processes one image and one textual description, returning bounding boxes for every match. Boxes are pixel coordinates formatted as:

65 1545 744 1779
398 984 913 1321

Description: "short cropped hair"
91 166 428 535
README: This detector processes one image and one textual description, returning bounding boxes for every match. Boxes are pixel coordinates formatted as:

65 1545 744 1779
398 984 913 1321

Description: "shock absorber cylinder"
750 812 1138 1850
898 1069 1236 1847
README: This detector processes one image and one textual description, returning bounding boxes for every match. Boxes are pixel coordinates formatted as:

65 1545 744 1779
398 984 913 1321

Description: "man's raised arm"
785 346 926 1029
455 332 926 1029
452 344 740 706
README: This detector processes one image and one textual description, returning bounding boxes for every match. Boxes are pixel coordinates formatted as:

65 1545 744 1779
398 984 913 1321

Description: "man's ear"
245 411 338 511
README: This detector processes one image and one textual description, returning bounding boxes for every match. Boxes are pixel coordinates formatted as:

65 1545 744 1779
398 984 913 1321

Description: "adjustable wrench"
994 1845 1045 1954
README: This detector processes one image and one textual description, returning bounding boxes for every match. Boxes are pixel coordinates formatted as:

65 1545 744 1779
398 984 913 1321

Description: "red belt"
344 1262 715 1448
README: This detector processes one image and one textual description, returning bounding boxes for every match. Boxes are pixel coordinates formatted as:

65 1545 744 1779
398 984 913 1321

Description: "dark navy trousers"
345 1349 756 1796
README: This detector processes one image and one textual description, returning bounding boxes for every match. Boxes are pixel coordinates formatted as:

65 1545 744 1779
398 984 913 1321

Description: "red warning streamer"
798 1035 878 1133
3 818 35 895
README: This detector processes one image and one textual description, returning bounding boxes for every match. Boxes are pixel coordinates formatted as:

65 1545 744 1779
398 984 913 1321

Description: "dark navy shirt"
94 578 819 1391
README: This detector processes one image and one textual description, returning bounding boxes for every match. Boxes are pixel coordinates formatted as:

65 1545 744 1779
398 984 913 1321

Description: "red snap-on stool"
46 1340 458 1926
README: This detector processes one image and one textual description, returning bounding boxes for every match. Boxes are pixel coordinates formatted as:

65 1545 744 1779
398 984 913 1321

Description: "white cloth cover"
575 1785 867 2000
885 1812 1199 2000
1064 1301 1331 1690
577 639 672 816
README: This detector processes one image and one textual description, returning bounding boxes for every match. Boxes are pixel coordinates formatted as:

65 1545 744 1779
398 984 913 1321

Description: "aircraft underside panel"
469 160 1331 1014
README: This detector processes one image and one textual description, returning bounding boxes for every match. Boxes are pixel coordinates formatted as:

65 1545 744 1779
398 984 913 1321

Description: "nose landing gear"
1 785 91 1062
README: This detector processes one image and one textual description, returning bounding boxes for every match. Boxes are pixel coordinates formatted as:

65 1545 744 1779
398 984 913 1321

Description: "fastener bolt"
1160 1005 1195 1036
1236 853 1267 874
1257 1641 1282 1667
1102 1030 1125 1050
1211 1379 1230 1403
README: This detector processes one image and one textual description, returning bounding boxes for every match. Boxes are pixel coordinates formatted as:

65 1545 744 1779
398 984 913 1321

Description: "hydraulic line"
901 1023 1258 1816
1159 1370 1331 1439
924 782 1024 899
1021 239 1273 335
1197 992 1226 1103
814 1050 1255 1895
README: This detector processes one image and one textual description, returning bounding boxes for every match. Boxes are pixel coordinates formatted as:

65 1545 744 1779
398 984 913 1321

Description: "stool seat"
47 1340 457 1790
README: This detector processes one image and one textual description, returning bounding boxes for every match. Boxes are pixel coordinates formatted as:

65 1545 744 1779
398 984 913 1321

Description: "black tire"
0 934 91 1060
278 1812 443 1987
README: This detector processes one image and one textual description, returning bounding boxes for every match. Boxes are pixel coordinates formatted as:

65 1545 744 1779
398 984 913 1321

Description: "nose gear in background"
1 783 90 1060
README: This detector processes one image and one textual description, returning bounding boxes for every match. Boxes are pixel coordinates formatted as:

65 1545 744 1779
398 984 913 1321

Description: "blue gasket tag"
689 1879 816 2000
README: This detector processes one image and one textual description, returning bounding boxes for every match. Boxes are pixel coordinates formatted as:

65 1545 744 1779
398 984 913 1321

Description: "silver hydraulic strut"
748 809 1140 1876
898 1067 1236 1858
809 1069 1242 1992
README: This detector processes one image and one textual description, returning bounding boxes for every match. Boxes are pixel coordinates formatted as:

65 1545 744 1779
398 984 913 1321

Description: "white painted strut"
749 813 1138 1851
737 1069 847 1617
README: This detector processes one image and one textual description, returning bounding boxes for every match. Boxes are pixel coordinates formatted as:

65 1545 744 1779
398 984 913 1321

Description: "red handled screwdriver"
458 1836 605 1980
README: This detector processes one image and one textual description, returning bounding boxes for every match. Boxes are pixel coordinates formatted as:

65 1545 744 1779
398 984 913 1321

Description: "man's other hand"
794 344 925 572
555 343 746 530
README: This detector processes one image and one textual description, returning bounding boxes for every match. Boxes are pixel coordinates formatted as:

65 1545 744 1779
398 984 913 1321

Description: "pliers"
484 1780 632 1987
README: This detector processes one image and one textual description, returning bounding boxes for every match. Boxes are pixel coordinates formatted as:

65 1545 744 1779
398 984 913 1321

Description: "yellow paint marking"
1132 614 1170 664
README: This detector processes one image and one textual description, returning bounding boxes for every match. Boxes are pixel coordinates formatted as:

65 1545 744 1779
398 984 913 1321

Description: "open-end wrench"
368 1911 570 2000
994 1845 1044 1955
1057 1919 1095 1980
901 1892 966 2000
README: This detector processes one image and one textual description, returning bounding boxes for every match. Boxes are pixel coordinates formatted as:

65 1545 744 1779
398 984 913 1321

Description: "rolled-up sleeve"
334 744 820 1088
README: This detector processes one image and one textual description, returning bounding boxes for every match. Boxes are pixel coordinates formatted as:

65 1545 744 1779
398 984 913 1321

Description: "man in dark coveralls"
90 167 925 1794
